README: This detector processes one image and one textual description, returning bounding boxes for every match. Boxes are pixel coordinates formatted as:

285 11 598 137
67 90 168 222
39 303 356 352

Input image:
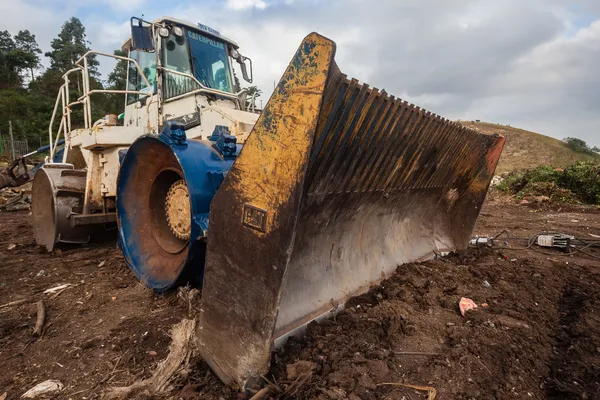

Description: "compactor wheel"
31 165 90 252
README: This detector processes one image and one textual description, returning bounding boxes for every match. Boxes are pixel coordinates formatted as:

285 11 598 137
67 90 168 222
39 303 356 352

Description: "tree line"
563 137 600 154
0 17 126 149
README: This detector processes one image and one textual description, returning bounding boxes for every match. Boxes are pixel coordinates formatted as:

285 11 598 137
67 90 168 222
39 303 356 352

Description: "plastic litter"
459 297 478 316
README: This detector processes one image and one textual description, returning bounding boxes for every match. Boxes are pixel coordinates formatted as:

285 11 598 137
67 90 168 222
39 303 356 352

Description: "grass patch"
498 161 600 205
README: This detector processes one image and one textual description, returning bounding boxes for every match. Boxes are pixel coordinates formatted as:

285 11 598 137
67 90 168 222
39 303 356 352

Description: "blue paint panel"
117 123 240 290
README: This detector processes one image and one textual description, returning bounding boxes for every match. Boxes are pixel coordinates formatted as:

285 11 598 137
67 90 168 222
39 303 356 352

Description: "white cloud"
103 0 146 12
225 0 268 11
462 18 600 141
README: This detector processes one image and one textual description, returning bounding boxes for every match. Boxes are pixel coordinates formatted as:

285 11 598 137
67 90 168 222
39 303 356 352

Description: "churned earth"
1 191 599 399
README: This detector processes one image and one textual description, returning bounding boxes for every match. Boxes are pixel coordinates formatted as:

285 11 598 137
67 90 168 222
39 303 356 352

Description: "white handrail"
83 57 92 131
50 112 65 161
76 51 152 92
48 47 256 157
61 67 83 80
158 67 247 109
47 51 158 158
48 84 66 160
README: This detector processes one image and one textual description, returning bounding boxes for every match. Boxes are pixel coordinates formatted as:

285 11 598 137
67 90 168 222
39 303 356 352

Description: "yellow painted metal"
218 37 334 236
197 33 336 387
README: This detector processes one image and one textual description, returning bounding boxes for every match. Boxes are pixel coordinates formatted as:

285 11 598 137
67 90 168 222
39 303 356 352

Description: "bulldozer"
32 16 505 390
31 16 260 251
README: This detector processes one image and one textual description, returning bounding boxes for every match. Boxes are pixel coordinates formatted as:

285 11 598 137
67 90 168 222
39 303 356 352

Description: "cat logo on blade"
242 204 268 233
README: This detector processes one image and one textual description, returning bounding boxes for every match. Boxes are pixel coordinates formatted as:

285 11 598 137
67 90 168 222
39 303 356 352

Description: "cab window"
127 50 156 104
187 29 233 93
162 30 199 99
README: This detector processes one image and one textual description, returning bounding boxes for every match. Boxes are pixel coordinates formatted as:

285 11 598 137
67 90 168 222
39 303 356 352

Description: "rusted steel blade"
197 32 504 388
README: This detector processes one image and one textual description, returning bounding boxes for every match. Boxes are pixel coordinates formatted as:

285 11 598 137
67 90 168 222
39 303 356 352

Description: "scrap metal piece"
537 234 573 248
0 158 30 189
197 32 505 388
0 190 31 212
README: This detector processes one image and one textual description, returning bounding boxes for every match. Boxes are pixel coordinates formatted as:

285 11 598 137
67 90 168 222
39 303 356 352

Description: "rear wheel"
31 165 90 251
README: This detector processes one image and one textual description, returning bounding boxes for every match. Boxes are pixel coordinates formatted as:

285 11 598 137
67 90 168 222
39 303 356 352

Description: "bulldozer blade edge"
197 32 504 387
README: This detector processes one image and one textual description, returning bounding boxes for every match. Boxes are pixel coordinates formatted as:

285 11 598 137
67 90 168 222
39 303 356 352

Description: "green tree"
107 49 127 88
0 30 21 88
46 17 99 77
42 17 106 127
0 29 52 147
563 137 590 153
246 85 262 99
0 30 14 52
0 20 106 150
592 146 600 153
105 49 128 114
14 30 42 81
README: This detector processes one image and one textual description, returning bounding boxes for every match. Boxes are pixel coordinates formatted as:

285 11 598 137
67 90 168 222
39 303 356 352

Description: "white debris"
43 283 73 294
21 380 63 398
490 175 504 187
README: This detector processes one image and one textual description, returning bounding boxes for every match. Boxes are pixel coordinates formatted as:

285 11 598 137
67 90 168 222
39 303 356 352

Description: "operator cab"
122 17 254 132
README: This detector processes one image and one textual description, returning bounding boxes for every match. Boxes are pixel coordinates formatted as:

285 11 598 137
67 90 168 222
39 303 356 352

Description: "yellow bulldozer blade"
197 33 504 388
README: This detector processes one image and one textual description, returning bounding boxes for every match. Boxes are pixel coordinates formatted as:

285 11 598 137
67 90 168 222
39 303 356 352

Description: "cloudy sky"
2 0 599 145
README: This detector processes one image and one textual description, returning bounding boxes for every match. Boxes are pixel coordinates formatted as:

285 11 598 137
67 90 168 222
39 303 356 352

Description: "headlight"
158 27 169 38
173 26 184 37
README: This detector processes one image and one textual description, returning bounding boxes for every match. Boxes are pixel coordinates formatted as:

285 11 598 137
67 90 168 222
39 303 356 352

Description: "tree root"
103 318 197 399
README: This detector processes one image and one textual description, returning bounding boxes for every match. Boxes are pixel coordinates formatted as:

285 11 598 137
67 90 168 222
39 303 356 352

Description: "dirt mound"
262 248 598 399
461 121 598 174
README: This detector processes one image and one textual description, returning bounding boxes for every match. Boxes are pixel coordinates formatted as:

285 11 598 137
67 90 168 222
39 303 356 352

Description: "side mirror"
130 17 155 51
238 55 253 84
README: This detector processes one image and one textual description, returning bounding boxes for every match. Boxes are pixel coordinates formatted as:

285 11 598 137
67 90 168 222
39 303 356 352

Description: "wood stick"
0 299 27 309
377 382 437 400
249 387 271 400
394 351 442 356
33 300 46 336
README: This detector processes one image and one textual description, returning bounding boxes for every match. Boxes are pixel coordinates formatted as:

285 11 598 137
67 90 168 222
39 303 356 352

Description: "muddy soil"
1 192 599 399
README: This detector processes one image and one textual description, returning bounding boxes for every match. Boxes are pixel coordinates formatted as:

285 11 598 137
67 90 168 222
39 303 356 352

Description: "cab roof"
122 16 239 51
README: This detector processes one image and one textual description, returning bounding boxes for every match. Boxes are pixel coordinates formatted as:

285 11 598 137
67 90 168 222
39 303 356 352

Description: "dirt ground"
1 191 599 399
